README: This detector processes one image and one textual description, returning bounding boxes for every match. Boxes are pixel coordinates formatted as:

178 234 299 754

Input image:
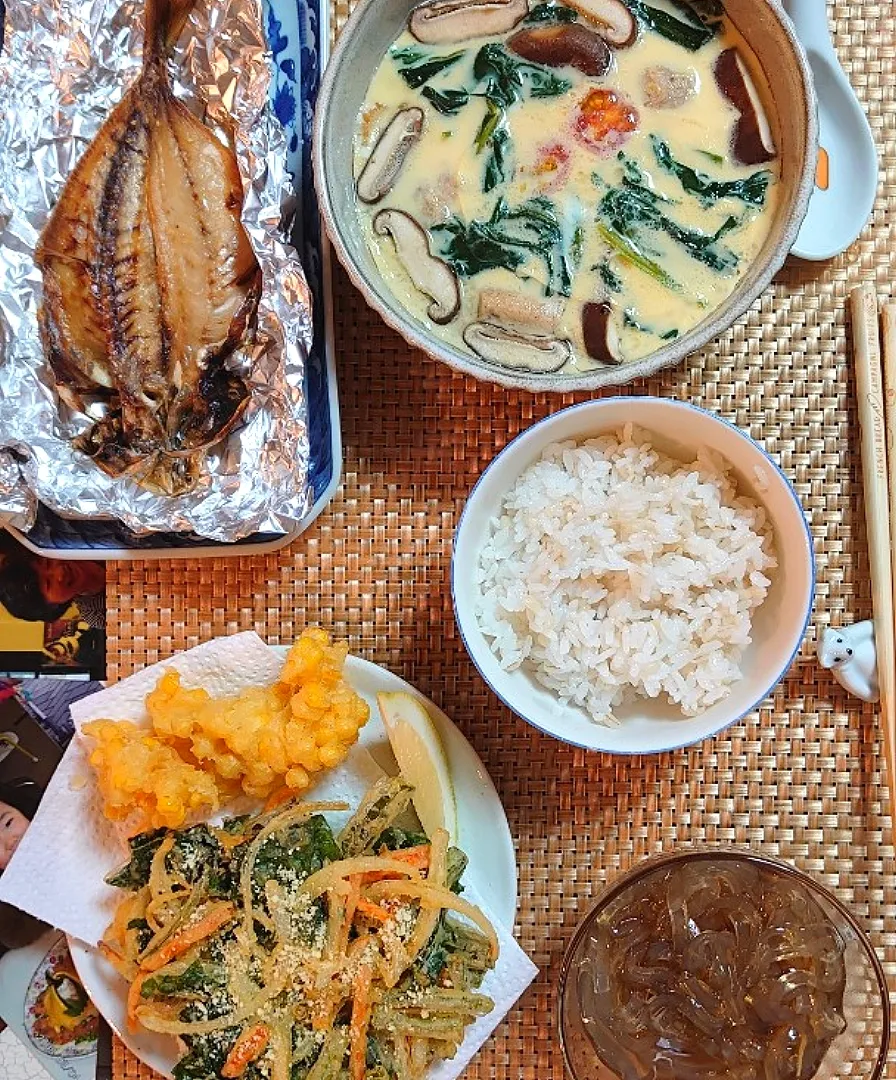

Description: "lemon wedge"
378 691 458 843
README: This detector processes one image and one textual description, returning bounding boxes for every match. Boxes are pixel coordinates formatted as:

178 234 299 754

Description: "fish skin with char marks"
35 0 261 496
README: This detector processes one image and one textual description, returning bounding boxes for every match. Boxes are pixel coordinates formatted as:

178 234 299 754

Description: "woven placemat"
105 1 896 1075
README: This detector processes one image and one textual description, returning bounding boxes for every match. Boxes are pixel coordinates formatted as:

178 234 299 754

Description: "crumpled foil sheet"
0 449 33 529
0 0 315 541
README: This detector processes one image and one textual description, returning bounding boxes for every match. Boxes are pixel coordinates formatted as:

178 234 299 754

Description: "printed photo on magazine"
0 677 107 1080
0 533 106 681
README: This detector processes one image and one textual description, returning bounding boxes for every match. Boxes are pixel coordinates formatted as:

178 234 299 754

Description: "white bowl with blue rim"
451 398 815 754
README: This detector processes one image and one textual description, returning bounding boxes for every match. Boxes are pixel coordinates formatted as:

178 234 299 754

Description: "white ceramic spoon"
781 0 878 260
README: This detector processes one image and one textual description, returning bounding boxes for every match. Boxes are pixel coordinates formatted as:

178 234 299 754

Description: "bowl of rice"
451 398 814 754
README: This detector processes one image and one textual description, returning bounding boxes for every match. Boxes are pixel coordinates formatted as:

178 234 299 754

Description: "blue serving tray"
6 0 341 560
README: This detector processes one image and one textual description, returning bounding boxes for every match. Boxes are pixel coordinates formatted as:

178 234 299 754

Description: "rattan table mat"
107 1 896 1075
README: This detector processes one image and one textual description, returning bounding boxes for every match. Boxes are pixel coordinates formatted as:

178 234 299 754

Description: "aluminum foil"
0 0 315 541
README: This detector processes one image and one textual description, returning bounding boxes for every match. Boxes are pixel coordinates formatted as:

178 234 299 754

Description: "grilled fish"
36 0 261 496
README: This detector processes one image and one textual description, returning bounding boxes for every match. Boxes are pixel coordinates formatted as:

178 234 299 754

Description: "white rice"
474 425 776 725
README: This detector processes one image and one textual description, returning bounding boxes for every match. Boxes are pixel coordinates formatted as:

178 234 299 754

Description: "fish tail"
143 0 197 61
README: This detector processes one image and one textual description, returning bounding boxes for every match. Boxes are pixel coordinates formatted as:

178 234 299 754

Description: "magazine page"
0 678 108 1079
0 534 105 680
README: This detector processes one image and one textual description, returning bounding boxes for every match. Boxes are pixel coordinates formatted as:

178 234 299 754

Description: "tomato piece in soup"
573 89 639 155
531 142 572 192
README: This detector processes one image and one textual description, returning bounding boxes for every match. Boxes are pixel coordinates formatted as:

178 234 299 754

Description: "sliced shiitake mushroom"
508 24 612 77
373 209 461 324
582 301 622 364
564 0 636 46
409 0 528 44
357 107 425 204
714 48 776 165
463 322 571 372
477 289 565 335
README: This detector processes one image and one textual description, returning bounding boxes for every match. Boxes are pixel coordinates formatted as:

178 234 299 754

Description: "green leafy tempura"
104 778 495 1080
141 960 229 1000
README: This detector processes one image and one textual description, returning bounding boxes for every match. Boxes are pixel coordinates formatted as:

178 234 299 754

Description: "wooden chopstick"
850 284 896 813
881 301 896 812
881 303 896 567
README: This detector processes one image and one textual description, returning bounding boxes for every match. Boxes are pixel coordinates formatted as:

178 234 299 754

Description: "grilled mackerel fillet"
35 0 261 496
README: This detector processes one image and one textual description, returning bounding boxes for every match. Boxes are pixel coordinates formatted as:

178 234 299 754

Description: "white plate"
70 653 516 1079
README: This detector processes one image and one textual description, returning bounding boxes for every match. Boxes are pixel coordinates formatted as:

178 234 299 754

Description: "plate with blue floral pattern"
7 0 341 560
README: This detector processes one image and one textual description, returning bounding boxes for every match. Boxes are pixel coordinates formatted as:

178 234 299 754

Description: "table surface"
107 0 896 1076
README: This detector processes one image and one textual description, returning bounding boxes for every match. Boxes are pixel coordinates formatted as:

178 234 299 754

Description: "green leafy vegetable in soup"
523 2 579 22
355 0 779 372
650 136 770 206
421 85 471 114
626 0 718 51
394 48 466 89
434 196 573 296
597 156 742 274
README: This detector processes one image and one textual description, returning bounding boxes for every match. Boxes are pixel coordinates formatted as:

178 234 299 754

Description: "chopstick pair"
850 284 896 813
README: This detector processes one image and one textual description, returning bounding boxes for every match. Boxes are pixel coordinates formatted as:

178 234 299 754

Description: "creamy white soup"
354 0 779 374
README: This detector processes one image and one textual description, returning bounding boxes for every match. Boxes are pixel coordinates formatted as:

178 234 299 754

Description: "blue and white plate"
9 0 341 560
